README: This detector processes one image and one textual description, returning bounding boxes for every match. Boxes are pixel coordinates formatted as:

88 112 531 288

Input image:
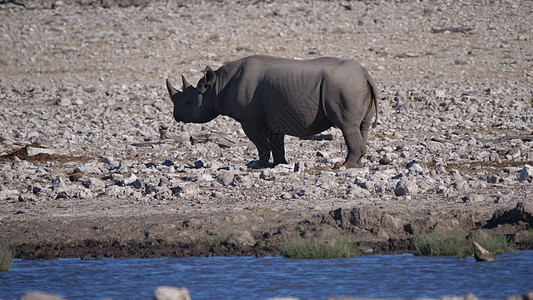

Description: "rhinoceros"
166 55 378 168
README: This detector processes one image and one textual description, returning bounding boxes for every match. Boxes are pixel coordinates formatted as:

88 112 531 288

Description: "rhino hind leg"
341 127 366 168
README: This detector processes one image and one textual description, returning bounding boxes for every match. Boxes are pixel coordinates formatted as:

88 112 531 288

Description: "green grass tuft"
282 233 359 259
469 231 514 254
0 244 14 272
415 230 470 257
415 230 515 257
520 228 533 249
207 230 231 248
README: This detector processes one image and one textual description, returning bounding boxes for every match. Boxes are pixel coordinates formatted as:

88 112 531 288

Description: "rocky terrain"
0 0 532 259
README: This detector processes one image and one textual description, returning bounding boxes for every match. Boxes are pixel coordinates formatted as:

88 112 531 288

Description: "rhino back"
214 55 370 135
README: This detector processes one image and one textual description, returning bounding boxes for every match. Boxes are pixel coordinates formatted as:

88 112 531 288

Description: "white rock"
394 180 419 196
26 146 56 156
124 173 138 185
170 183 199 197
216 170 234 186
75 161 104 175
153 286 191 300
83 85 97 93
56 97 71 106
260 169 277 181
406 161 425 174
82 177 106 190
463 194 484 203
77 189 94 199
201 173 214 181
52 176 67 190
344 185 370 198
315 177 338 189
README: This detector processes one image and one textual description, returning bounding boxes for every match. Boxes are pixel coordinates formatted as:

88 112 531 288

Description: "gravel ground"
0 0 532 258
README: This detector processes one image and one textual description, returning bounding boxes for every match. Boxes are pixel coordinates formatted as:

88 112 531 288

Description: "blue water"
1 251 532 300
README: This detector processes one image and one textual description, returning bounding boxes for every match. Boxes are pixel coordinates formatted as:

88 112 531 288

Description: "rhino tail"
366 72 379 128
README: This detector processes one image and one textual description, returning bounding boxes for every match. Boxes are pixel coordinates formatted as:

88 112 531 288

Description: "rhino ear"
181 75 191 89
203 67 216 86
166 78 179 97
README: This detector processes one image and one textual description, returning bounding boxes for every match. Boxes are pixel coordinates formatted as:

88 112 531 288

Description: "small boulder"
170 183 199 197
26 146 56 156
260 169 277 181
518 165 533 182
21 292 65 300
228 230 256 248
52 176 67 190
394 180 419 196
472 241 499 262
216 170 234 186
153 286 190 300
82 177 106 190
462 194 484 203
55 97 71 106
524 291 533 300
69 171 83 182
124 173 138 185
379 156 391 165
464 293 480 300
486 201 533 228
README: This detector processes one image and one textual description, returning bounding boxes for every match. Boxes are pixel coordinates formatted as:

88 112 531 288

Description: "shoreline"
4 201 532 260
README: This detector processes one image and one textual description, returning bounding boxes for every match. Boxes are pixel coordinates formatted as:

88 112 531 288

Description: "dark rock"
162 160 174 167
485 201 533 228
329 206 383 232
69 172 83 181
30 185 41 194
379 156 391 165
193 160 204 168
145 183 157 194
524 292 533 300
55 191 68 199
128 179 142 189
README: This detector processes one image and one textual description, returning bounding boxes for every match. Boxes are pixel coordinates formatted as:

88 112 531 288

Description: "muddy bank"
3 201 531 259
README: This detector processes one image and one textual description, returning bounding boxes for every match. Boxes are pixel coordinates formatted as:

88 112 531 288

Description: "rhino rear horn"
166 78 179 97
181 75 191 89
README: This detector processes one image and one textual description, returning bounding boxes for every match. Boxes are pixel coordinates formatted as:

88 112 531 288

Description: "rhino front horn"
166 78 179 97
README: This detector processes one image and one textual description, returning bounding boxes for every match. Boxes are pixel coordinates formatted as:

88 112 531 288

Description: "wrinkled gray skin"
167 55 378 168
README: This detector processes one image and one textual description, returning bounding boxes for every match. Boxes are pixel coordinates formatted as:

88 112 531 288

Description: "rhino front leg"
341 127 366 168
241 122 271 168
269 132 288 166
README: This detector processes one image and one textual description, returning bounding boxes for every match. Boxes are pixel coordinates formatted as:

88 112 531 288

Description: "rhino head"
166 67 218 123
